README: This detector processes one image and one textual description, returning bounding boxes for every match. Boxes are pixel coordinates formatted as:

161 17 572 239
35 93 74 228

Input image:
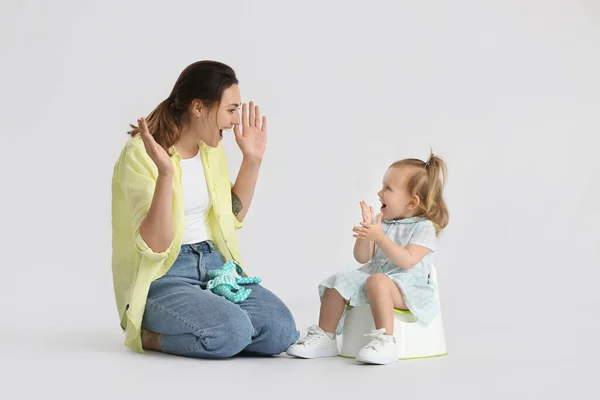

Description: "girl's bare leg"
366 273 407 335
318 288 347 334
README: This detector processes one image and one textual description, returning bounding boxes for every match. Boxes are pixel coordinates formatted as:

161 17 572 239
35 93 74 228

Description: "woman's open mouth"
220 127 233 139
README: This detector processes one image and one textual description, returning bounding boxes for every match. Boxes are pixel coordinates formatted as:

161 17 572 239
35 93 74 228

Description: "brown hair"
391 149 449 235
127 60 239 155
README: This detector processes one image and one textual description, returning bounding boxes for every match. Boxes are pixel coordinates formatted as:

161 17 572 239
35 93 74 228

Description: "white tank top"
179 152 212 244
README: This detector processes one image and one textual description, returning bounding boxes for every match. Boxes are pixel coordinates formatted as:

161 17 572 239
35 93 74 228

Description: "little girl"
286 152 449 365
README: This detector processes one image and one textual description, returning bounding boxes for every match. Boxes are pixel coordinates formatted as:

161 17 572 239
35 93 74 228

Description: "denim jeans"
142 241 299 358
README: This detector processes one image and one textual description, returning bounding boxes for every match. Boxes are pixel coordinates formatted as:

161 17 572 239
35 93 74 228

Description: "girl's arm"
374 237 429 270
353 212 432 269
353 202 379 263
353 237 375 264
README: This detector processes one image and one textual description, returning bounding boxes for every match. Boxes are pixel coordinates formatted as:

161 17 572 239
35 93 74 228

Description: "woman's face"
202 84 241 147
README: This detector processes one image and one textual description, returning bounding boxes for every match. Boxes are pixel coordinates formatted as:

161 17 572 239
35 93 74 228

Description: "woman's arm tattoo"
231 190 243 216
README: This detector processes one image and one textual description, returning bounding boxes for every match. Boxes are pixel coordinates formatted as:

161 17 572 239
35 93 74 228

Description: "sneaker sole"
286 348 339 359
355 354 398 365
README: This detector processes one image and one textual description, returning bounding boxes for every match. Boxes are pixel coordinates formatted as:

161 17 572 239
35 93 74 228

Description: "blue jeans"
142 241 299 358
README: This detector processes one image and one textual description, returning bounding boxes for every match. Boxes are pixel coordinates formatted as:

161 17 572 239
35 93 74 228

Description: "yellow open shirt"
111 134 244 353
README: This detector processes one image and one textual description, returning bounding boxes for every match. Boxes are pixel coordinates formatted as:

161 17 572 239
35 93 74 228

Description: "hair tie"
168 94 177 109
424 153 435 168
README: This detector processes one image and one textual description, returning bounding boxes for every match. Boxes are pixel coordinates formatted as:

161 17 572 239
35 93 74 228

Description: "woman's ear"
190 99 205 118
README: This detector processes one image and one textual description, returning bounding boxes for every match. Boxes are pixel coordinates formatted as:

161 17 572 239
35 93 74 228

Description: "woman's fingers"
254 104 260 128
261 116 267 133
140 118 150 137
249 101 255 127
138 118 152 151
139 118 155 146
241 103 248 128
141 117 148 133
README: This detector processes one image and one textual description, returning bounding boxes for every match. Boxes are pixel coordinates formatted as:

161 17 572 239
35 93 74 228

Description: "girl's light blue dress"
318 216 439 334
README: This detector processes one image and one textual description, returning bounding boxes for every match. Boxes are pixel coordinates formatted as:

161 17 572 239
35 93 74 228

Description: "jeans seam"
179 346 207 355
239 307 259 338
146 297 206 337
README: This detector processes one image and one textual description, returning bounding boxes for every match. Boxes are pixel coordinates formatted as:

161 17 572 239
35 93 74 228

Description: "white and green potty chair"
338 265 448 360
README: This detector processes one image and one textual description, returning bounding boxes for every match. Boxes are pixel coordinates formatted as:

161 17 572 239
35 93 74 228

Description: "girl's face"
377 167 419 220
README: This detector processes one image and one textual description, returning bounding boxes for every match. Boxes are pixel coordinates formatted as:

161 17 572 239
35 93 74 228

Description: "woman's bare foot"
141 329 162 352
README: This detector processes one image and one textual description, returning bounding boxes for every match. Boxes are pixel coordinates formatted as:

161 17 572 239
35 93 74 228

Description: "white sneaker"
286 325 338 358
355 328 398 365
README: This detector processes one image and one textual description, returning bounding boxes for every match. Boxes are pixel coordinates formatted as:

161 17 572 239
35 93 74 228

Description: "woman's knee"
257 304 299 354
201 313 254 358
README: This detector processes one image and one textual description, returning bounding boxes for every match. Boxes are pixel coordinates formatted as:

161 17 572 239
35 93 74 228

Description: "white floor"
1 302 593 400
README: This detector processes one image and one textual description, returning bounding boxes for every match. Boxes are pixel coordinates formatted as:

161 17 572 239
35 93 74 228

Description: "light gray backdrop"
1 0 598 398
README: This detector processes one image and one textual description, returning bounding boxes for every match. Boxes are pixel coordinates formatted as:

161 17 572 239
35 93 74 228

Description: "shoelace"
363 328 392 352
296 325 326 345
